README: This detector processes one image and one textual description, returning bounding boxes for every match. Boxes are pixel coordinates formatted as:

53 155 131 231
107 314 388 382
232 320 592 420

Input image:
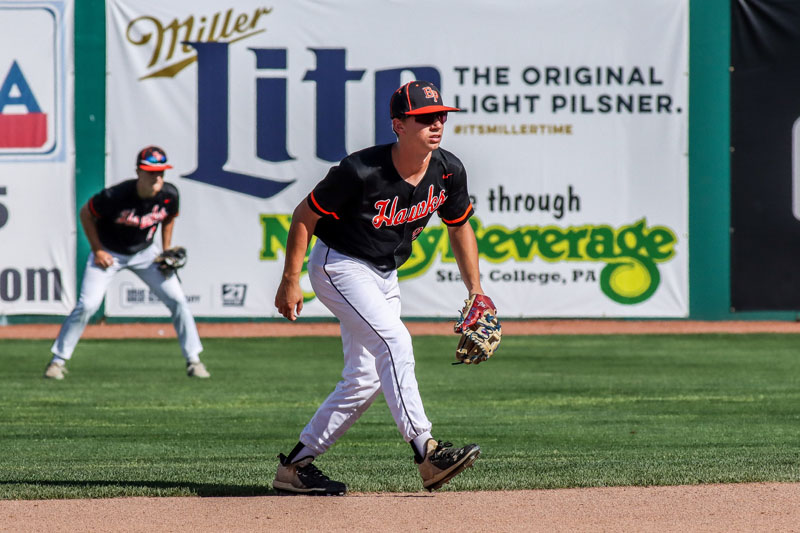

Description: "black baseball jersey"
308 144 473 271
87 179 180 255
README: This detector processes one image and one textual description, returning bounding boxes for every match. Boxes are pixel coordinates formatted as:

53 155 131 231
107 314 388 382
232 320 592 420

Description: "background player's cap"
136 146 173 171
390 81 461 118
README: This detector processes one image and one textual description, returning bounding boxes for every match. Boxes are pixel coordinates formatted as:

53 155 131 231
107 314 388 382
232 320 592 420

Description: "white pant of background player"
299 241 433 454
51 244 203 363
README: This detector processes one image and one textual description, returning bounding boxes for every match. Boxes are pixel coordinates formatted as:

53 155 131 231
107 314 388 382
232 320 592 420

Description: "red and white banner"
0 1 75 315
105 0 688 318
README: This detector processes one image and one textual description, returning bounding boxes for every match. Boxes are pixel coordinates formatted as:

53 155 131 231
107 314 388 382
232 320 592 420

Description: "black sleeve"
437 163 473 226
163 183 180 217
307 162 361 219
87 187 118 219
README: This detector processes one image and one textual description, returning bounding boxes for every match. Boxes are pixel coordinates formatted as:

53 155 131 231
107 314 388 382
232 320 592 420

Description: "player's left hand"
154 246 187 277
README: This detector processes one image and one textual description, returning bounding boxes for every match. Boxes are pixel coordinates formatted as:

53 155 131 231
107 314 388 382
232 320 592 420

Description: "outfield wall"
2 0 793 321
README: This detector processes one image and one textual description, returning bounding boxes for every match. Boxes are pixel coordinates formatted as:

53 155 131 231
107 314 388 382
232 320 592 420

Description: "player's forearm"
282 201 319 280
282 229 310 281
448 223 484 295
79 203 105 253
161 217 176 249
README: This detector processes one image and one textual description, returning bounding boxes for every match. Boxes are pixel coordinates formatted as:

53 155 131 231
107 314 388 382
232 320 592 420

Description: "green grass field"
1 334 799 499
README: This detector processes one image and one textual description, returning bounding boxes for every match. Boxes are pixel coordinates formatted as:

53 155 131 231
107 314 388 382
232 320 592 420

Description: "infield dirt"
5 318 800 339
2 319 799 532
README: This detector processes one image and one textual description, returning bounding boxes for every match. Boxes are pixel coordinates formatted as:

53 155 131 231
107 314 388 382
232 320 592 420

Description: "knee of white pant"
340 373 381 397
74 295 102 318
393 327 413 348
164 297 190 316
378 327 414 360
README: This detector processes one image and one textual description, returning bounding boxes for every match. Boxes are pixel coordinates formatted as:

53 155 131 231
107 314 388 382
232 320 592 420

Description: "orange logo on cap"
422 87 439 102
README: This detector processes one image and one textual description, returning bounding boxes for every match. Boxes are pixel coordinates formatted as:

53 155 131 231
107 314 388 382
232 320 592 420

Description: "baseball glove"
155 246 187 277
453 294 502 365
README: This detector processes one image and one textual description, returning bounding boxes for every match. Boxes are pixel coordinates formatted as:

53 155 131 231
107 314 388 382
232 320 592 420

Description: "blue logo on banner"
0 61 47 149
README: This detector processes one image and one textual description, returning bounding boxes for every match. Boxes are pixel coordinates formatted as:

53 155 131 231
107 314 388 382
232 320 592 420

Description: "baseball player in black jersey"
44 146 209 380
273 81 484 495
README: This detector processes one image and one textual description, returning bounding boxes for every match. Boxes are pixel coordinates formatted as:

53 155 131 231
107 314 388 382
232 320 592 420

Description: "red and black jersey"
308 144 473 271
87 179 179 255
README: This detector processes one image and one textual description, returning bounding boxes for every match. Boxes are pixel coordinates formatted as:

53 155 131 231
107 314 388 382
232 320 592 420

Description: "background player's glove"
155 246 187 277
453 294 502 365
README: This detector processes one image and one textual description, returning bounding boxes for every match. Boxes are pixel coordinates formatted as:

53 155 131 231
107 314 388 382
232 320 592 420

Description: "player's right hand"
275 278 303 321
93 249 114 269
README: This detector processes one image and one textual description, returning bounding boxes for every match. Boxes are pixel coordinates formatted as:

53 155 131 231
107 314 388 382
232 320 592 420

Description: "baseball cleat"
272 454 347 496
43 361 68 380
186 361 210 378
417 439 481 491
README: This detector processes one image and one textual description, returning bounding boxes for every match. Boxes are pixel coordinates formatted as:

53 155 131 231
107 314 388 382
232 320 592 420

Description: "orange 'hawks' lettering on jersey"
115 205 169 229
372 185 447 229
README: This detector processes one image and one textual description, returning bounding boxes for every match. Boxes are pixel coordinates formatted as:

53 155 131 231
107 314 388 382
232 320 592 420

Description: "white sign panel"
0 1 75 315
105 0 688 318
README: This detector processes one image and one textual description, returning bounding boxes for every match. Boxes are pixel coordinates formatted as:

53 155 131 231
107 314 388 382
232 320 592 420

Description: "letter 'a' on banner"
0 61 47 148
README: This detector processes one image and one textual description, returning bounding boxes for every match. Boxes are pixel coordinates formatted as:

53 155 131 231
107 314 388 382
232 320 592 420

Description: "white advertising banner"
0 0 75 315
105 0 688 318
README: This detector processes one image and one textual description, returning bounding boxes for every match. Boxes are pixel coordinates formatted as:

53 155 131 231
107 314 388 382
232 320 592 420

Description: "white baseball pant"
299 240 433 455
51 244 203 362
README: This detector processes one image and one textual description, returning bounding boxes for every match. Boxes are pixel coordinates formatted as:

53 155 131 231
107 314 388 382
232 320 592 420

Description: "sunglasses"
412 112 448 125
142 154 167 164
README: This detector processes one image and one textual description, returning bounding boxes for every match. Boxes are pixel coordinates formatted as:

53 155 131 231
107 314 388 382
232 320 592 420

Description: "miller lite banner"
0 1 75 315
105 0 688 318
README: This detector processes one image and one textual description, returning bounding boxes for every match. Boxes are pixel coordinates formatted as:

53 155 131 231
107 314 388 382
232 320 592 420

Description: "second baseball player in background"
44 146 209 380
273 81 489 495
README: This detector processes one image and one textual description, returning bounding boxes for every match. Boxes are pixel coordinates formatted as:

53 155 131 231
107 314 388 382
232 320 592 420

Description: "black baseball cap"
136 146 173 171
390 81 460 118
